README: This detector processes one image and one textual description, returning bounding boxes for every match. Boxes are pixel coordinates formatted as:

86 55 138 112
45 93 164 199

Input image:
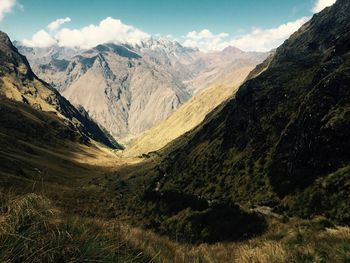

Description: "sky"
0 0 337 52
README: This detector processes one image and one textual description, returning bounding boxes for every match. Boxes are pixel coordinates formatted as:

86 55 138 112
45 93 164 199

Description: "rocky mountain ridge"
16 39 268 139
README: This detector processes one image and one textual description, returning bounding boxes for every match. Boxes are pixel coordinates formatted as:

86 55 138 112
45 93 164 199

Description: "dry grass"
114 217 350 263
0 191 349 263
0 193 148 263
119 226 203 263
124 83 241 157
0 185 348 263
234 241 286 263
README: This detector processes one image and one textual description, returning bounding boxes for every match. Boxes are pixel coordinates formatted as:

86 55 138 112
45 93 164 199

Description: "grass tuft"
0 193 148 263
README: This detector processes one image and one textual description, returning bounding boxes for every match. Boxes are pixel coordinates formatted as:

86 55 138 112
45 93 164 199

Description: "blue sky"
0 0 337 51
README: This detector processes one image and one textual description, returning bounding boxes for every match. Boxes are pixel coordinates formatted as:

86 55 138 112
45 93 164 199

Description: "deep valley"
0 0 350 262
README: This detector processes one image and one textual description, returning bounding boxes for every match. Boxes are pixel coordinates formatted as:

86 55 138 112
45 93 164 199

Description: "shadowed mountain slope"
133 0 350 224
0 31 121 149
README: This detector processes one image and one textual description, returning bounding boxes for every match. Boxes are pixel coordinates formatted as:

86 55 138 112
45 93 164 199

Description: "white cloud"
47 17 71 31
312 0 336 13
22 30 57 48
183 29 230 52
230 17 310 52
22 8 316 52
182 17 310 52
22 17 149 49
182 0 338 52
0 0 16 21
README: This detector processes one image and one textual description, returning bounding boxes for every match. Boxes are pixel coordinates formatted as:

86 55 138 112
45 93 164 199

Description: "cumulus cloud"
47 17 71 31
230 17 310 52
22 17 150 49
181 0 341 52
23 1 329 52
0 0 16 21
182 17 309 52
22 30 57 48
312 0 336 13
183 29 229 52
55 17 149 48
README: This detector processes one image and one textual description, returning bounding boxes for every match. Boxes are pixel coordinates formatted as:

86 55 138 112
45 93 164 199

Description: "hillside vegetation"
1 191 349 263
125 66 253 156
106 0 350 244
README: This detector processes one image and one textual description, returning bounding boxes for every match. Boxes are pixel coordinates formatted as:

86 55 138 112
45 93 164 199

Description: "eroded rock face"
17 39 268 140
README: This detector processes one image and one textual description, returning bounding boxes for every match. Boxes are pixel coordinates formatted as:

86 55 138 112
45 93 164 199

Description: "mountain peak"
0 31 17 52
0 31 10 43
221 45 244 54
138 37 199 53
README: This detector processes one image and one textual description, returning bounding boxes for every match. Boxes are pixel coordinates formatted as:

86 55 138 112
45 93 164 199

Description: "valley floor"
1 143 349 263
1 191 350 263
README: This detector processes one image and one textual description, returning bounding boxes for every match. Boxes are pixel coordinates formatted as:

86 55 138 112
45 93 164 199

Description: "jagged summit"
138 37 199 53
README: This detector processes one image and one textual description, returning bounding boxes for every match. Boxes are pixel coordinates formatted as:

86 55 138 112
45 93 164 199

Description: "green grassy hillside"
106 0 350 243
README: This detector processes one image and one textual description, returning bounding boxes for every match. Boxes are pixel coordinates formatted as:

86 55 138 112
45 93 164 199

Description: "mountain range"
1 0 349 261
16 39 268 140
